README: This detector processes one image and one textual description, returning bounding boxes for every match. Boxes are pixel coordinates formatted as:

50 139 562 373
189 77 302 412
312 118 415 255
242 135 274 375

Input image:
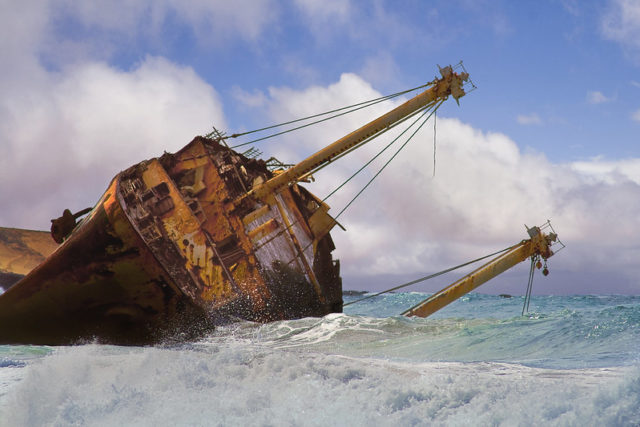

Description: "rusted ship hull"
0 65 472 345
0 137 342 345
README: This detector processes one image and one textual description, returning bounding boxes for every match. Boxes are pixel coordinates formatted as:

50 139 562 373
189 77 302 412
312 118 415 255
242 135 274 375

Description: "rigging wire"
299 102 437 183
433 109 437 178
252 101 442 253
181 83 434 164
322 103 439 203
208 72 480 310
227 83 432 149
343 243 519 307
522 255 537 315
335 100 442 219
213 79 446 275
272 100 443 269
227 83 430 138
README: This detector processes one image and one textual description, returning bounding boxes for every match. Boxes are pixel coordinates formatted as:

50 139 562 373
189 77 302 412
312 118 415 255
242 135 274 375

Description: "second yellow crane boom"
403 225 558 318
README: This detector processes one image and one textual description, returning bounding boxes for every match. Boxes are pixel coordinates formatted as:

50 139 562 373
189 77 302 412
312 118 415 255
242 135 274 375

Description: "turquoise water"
344 293 640 369
1 293 639 425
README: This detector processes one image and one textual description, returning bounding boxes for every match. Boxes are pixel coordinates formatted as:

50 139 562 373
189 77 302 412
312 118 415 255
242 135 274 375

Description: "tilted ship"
0 65 560 345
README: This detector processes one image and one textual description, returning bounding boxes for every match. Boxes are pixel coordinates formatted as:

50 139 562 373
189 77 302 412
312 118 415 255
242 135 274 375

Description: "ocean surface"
0 292 639 426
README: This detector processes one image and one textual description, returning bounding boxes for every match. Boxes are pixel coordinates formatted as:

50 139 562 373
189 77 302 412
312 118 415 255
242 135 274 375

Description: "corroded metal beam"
248 66 469 201
403 227 557 318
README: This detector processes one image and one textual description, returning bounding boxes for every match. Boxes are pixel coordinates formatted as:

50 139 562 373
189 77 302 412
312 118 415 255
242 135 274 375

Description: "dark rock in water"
0 272 24 291
343 290 368 296
499 294 512 298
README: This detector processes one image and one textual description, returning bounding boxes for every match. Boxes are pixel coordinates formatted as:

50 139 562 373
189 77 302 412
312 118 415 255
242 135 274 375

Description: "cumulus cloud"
0 2 227 229
516 113 542 125
0 0 279 73
0 56 225 229
290 1 434 53
232 87 268 108
244 73 640 293
293 0 351 23
571 157 640 183
586 91 613 104
601 0 640 58
288 0 353 45
632 109 640 122
258 73 389 159
359 51 403 91
56 0 278 47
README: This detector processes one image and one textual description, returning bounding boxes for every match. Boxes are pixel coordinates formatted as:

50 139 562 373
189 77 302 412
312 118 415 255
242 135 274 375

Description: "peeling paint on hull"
0 66 472 345
0 137 342 345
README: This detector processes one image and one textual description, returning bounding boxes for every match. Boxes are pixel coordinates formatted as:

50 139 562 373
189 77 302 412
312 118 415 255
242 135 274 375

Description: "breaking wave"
1 293 639 426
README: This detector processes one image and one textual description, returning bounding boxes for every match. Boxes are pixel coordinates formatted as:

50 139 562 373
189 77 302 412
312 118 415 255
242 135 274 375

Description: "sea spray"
1 293 638 425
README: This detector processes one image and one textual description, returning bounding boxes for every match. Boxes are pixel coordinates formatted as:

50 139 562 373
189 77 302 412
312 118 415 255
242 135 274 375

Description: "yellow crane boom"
402 225 558 318
248 65 469 202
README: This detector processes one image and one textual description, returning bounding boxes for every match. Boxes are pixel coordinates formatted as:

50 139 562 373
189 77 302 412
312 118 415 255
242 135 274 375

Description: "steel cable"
343 244 520 307
226 84 432 149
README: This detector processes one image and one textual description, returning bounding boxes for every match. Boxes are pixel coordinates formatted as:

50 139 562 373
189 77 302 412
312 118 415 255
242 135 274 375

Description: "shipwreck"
0 64 560 345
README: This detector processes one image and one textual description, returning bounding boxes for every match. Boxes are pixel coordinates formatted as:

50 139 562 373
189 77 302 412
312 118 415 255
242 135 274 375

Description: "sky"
1 0 639 295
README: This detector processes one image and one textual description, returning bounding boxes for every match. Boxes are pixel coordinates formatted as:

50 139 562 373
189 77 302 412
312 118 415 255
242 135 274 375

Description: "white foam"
1 341 637 426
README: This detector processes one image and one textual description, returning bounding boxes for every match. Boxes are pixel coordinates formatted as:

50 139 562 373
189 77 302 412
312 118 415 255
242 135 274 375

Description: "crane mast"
247 65 469 202
403 225 559 318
